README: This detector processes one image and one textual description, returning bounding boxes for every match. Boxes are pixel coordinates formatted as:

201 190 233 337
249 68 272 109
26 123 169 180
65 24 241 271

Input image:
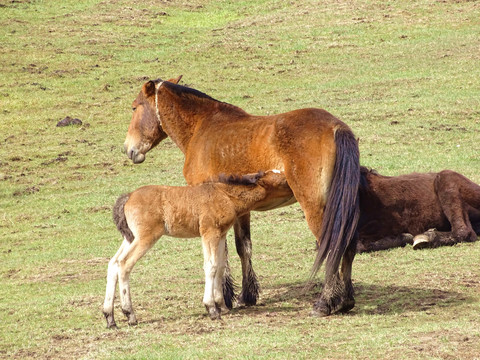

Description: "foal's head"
255 170 292 199
123 76 182 164
219 170 292 199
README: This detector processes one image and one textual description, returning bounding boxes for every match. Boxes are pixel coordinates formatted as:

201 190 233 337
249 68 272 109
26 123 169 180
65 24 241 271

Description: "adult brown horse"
123 76 360 316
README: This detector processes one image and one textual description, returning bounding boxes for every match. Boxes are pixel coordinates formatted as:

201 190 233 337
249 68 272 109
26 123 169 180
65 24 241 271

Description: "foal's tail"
311 127 360 279
113 193 134 243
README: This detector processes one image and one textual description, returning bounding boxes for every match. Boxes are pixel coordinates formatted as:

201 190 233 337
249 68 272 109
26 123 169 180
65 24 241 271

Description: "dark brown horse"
357 167 480 252
123 76 360 316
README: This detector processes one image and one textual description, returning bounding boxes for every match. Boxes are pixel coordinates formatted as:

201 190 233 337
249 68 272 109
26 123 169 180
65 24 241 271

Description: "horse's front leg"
222 241 236 310
233 213 260 307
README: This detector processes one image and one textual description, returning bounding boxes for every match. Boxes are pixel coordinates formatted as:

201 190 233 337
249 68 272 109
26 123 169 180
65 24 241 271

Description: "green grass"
1 0 480 359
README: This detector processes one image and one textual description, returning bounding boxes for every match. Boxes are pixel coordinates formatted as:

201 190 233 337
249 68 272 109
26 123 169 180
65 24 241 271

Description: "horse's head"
123 76 182 164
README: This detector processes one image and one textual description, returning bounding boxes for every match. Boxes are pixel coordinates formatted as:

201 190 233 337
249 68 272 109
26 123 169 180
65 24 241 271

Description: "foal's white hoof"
412 235 430 250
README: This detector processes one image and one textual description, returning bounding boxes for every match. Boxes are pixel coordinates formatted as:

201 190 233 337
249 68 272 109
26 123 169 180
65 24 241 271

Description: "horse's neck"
157 90 213 153
158 87 247 154
157 97 194 153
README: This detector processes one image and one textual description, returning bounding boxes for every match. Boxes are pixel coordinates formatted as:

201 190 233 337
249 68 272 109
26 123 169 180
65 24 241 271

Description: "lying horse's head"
123 76 182 164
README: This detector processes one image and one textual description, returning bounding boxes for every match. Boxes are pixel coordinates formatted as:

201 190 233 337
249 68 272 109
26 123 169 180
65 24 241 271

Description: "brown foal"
103 170 292 328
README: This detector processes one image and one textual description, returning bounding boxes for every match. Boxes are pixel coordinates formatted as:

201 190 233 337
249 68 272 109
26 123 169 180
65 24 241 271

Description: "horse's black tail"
113 193 135 243
311 126 360 279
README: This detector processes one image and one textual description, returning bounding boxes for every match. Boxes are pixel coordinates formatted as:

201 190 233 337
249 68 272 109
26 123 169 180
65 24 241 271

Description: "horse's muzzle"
124 145 145 164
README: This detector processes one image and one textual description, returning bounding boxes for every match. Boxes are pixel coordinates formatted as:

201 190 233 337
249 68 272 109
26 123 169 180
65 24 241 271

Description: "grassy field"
1 0 479 359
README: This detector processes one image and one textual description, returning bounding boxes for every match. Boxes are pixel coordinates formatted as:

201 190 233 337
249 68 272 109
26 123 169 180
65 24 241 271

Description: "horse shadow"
232 279 472 317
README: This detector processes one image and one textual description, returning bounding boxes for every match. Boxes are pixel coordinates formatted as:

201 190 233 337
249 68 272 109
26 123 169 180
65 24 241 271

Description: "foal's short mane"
216 172 265 186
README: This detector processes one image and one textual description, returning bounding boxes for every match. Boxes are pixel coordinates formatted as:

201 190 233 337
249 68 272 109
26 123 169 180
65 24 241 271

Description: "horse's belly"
253 195 297 211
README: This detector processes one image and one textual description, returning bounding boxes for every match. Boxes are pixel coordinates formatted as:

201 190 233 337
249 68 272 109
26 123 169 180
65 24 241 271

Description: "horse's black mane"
161 80 248 115
163 80 218 102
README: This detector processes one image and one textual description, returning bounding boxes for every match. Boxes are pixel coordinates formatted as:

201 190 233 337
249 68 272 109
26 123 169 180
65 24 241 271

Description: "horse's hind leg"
103 239 129 328
234 214 260 307
117 237 156 326
338 232 358 313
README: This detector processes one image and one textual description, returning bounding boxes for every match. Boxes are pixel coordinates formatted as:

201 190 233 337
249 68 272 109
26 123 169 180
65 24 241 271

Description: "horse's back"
185 107 349 184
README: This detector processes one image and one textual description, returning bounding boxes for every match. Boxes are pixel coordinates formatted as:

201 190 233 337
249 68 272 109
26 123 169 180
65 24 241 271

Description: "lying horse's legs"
436 171 478 241
234 214 260 307
103 239 128 328
117 238 155 326
357 233 414 253
202 232 227 319
414 171 480 249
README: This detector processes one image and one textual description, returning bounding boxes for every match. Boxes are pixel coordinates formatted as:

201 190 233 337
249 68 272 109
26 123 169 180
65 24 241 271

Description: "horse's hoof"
236 292 257 308
208 307 221 320
401 233 414 245
104 313 117 329
127 314 138 326
311 300 331 317
413 235 430 250
338 298 355 313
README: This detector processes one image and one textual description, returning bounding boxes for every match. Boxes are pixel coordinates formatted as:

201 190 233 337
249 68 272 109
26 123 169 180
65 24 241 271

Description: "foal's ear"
142 80 157 98
166 75 183 84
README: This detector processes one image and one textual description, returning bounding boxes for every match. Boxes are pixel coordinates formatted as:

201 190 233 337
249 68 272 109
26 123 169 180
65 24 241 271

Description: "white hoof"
412 234 430 250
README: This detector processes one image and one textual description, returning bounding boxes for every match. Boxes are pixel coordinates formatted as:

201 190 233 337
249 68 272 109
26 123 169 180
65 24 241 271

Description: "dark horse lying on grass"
357 167 480 253
123 76 360 316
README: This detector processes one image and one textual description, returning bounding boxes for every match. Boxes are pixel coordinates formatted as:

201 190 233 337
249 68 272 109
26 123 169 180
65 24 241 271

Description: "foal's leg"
234 214 260 307
202 232 226 319
214 235 229 314
117 237 156 326
103 239 128 328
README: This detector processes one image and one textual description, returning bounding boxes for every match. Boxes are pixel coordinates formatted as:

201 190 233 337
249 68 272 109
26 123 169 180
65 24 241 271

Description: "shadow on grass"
230 279 473 317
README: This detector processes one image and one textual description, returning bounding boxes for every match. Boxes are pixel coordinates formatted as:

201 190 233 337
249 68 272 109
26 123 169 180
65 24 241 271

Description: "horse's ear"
167 75 183 84
142 80 157 97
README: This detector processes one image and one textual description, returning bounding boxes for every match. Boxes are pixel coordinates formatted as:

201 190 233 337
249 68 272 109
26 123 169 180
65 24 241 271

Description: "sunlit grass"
1 0 479 359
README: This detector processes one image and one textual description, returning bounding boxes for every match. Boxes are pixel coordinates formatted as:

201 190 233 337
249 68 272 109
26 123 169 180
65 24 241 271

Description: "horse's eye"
132 107 137 112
